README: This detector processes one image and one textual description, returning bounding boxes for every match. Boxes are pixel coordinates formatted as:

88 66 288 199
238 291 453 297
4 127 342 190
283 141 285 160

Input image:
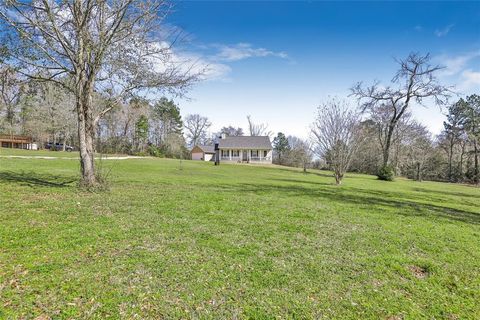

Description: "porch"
219 148 272 163
0 135 33 149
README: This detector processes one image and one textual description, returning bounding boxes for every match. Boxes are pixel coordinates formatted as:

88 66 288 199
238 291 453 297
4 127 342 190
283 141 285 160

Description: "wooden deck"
0 134 33 149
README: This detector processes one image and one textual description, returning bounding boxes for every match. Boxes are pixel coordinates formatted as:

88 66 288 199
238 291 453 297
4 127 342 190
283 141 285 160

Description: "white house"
191 135 273 164
216 135 273 164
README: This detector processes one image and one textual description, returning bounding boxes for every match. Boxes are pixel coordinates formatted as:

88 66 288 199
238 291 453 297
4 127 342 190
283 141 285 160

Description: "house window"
263 150 268 157
232 150 239 157
221 150 229 157
251 150 259 157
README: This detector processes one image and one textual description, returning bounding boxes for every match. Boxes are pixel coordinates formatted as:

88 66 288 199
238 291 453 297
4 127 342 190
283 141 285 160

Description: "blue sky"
167 1 480 138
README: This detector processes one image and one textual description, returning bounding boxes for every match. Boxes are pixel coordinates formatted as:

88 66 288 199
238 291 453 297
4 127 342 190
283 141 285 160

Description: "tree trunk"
416 162 422 181
382 123 395 167
474 139 479 185
62 134 67 152
459 142 466 181
334 171 343 185
76 82 97 187
448 141 453 182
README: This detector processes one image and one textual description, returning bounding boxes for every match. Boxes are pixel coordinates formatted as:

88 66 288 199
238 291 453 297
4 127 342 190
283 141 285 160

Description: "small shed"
191 145 215 161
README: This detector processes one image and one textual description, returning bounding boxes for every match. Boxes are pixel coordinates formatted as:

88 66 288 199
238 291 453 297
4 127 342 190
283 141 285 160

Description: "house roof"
194 145 216 153
218 136 272 149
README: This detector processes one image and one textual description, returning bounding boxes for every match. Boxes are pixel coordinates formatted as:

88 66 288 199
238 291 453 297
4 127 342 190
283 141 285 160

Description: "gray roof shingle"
218 136 272 149
196 145 216 153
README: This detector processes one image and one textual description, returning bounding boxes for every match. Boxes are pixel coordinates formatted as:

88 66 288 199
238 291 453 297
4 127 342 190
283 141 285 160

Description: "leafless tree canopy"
247 115 272 137
0 0 203 187
184 113 211 147
0 66 24 132
287 136 313 172
350 52 450 167
311 99 363 184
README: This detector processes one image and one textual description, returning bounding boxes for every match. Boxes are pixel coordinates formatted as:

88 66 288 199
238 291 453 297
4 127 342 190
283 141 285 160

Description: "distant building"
191 145 216 161
216 135 273 164
0 134 36 150
191 134 273 164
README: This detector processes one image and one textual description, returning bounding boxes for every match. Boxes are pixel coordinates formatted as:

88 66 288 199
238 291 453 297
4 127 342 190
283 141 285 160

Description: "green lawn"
0 148 479 319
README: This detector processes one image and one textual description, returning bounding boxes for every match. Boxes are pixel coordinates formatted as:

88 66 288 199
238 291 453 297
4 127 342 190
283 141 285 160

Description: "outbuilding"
0 134 35 149
191 145 216 161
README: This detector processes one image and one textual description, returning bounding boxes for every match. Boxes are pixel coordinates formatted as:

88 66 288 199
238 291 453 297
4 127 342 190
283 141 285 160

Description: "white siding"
204 153 213 161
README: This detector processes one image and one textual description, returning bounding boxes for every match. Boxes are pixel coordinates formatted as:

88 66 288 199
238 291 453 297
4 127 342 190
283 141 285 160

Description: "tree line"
1 51 479 187
271 53 479 186
0 0 477 187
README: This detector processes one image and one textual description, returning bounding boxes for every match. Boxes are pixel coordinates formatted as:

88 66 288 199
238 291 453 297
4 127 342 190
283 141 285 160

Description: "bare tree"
184 113 211 147
0 66 24 135
1 0 202 187
402 122 433 181
219 126 243 137
351 53 450 169
311 99 363 185
247 115 272 137
33 82 76 149
287 136 313 173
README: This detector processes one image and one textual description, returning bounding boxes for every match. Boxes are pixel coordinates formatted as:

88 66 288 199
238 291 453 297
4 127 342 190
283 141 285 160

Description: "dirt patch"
386 316 403 320
408 265 429 279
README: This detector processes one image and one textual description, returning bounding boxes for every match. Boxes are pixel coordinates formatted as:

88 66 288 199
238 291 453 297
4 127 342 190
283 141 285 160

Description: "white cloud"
202 63 232 81
434 50 480 94
164 42 289 81
150 41 231 81
214 43 288 62
435 51 480 76
147 41 289 83
434 24 454 37
458 69 480 91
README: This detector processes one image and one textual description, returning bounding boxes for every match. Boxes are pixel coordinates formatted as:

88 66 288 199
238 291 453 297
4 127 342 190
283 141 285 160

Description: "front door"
242 150 248 161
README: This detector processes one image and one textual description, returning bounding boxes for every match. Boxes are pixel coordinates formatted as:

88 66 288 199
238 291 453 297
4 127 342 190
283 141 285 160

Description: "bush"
377 165 395 181
147 145 164 157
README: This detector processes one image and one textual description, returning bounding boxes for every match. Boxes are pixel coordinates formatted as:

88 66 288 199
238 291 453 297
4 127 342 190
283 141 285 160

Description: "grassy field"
0 148 479 319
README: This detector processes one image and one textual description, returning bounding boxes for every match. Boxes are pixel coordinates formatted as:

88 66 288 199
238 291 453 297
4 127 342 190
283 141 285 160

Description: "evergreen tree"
460 95 480 184
443 100 467 181
150 97 183 146
273 132 290 164
135 115 149 152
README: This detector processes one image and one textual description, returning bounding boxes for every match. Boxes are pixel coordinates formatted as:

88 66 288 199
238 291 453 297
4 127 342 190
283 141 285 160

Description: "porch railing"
219 155 271 162
249 156 271 162
220 156 241 161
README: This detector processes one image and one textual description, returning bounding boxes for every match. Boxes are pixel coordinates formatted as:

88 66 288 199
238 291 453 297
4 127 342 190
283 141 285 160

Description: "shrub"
377 165 395 181
147 145 164 157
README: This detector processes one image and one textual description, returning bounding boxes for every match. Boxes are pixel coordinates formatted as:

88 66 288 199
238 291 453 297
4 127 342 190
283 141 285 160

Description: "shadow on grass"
412 187 479 199
225 182 480 225
256 165 335 179
269 178 334 187
0 171 76 188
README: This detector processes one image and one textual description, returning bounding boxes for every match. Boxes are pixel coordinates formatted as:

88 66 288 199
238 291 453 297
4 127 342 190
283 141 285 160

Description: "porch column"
229 149 232 161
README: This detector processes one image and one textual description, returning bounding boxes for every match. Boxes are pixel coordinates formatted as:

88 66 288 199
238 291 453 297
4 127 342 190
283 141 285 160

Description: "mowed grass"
0 148 479 319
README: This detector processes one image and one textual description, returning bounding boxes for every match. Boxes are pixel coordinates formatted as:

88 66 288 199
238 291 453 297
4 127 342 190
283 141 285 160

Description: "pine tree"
273 132 290 164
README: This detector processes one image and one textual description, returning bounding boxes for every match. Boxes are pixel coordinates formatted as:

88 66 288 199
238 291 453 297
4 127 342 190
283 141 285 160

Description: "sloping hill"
1 149 479 319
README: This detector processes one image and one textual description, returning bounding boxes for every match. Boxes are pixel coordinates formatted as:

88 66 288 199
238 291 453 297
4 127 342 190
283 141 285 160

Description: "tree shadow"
222 182 480 225
262 166 335 179
269 178 334 187
0 171 76 188
412 187 480 199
